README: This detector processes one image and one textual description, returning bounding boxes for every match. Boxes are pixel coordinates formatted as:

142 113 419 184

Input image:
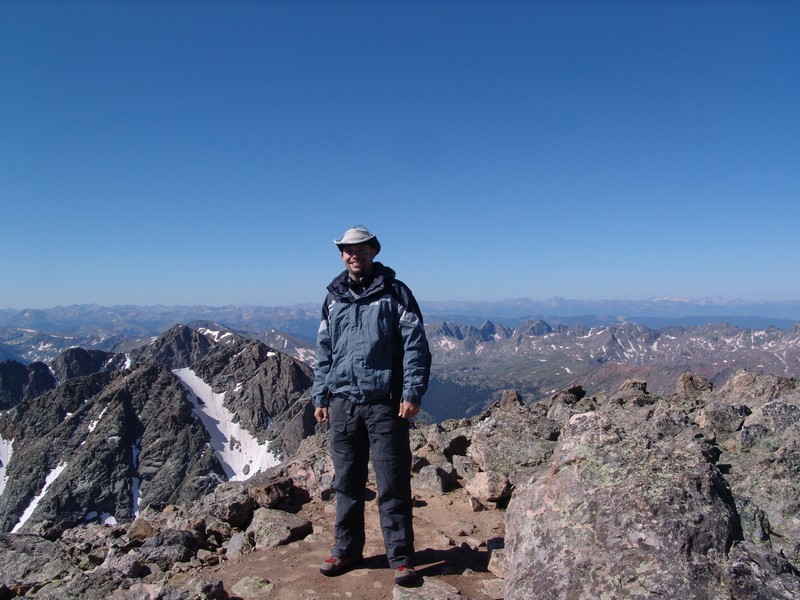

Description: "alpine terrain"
0 306 799 598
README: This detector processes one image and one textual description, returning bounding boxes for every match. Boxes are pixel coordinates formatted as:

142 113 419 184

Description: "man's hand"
398 401 419 419
314 407 329 423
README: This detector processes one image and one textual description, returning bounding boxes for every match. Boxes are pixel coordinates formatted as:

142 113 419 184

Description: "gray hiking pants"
329 396 414 568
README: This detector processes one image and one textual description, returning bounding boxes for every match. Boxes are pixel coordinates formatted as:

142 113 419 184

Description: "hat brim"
334 236 381 254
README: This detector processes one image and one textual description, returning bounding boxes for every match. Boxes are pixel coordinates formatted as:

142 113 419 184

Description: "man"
313 225 431 587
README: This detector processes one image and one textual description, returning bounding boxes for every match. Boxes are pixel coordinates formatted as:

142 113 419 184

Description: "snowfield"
172 368 279 481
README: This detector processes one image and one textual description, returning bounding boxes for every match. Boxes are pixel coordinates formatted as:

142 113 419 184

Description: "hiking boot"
319 555 362 576
394 565 419 586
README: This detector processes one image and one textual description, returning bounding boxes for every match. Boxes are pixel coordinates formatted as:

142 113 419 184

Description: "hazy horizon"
3 294 800 313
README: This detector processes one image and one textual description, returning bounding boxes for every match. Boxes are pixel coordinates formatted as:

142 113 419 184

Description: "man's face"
341 244 377 279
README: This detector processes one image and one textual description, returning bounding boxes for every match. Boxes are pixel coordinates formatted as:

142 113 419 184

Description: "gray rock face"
0 364 224 532
503 369 800 599
192 339 314 437
721 387 800 568
506 411 736 598
188 339 316 461
265 388 318 461
467 399 559 484
0 327 315 536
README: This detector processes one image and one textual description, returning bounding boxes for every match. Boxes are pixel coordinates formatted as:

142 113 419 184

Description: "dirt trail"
177 486 506 599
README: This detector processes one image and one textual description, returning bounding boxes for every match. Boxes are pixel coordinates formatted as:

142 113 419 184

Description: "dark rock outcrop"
130 324 215 370
0 359 56 409
190 339 315 457
50 347 119 382
0 326 315 538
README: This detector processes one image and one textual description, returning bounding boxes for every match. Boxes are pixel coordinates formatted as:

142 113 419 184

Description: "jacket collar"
329 262 395 299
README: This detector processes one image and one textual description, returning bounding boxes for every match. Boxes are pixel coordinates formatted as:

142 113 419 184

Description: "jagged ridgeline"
0 325 316 534
1 319 800 596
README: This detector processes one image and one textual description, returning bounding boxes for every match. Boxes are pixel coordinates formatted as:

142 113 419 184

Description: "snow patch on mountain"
198 327 235 343
85 511 118 525
0 435 12 498
88 404 109 432
131 437 142 517
173 368 279 481
11 461 68 532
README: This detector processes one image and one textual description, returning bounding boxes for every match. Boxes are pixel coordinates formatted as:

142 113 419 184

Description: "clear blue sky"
2 1 798 309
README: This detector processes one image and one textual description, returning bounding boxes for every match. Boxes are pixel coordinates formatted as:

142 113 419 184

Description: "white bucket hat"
334 225 381 254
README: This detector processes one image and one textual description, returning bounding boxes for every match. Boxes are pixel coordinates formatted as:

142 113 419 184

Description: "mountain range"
2 301 799 423
424 318 800 420
1 304 800 596
2 296 798 348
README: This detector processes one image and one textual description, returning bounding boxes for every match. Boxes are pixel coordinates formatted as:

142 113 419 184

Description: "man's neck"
347 271 374 295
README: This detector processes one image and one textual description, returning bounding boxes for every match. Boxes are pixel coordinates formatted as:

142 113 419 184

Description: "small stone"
197 548 213 561
231 576 274 598
226 531 253 556
487 548 508 578
469 496 485 512
481 577 505 600
465 471 511 503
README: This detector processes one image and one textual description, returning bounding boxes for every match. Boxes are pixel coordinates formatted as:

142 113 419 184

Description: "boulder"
503 373 800 599
467 401 558 476
413 464 459 494
465 471 511 504
245 507 312 550
505 409 739 599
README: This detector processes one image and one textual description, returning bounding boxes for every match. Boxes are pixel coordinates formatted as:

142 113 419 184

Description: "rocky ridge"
0 325 314 536
1 369 799 598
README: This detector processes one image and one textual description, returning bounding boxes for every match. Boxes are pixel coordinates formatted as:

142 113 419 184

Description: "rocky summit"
1 354 799 597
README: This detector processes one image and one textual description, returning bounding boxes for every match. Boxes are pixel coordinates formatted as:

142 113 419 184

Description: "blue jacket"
312 263 431 408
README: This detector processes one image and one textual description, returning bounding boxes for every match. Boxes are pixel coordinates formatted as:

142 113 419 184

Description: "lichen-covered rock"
245 507 312 550
723 389 800 566
505 408 739 599
467 401 558 475
503 372 800 599
0 533 80 595
677 372 713 399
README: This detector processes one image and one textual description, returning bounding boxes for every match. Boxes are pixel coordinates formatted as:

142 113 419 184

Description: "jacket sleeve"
393 282 431 405
312 298 333 408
